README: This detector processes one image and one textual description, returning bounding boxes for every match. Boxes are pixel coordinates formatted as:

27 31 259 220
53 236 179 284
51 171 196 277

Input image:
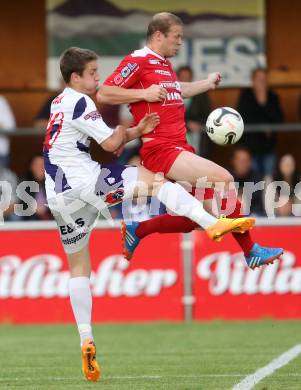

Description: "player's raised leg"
218 194 284 268
122 152 283 266
67 245 101 382
167 151 283 266
167 150 233 187
121 166 255 260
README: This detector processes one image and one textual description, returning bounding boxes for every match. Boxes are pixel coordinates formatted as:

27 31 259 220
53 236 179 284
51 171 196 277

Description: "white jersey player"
44 85 140 252
45 47 254 382
44 87 111 199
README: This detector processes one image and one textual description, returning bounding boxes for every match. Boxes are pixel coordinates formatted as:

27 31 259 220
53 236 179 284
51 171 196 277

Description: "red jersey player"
98 12 283 269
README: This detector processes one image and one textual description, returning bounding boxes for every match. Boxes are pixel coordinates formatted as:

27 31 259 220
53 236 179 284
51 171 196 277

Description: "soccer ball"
205 107 244 145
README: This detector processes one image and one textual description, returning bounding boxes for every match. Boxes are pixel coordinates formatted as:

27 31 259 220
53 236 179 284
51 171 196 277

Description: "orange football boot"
206 216 255 242
81 338 101 382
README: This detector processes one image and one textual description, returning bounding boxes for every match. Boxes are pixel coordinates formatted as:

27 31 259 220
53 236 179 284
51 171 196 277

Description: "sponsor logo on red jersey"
113 63 139 86
160 81 181 91
120 62 137 77
155 69 171 76
114 74 123 85
149 59 161 65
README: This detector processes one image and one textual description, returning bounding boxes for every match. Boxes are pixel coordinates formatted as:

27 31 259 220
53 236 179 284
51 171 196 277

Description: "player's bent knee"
137 167 165 187
224 171 234 184
215 170 234 189
151 178 168 196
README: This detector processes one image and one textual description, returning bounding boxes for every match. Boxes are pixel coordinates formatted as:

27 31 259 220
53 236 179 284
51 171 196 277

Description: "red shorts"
140 138 215 200
140 138 195 175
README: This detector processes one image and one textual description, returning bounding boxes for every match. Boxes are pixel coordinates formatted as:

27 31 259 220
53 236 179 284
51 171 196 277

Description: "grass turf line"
0 320 300 389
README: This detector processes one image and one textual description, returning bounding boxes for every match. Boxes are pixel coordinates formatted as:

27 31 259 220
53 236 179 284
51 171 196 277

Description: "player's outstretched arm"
97 84 167 104
100 113 159 152
126 113 160 142
100 125 126 152
180 72 221 98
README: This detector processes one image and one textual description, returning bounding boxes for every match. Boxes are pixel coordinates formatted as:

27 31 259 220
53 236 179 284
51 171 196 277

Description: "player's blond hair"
146 12 183 40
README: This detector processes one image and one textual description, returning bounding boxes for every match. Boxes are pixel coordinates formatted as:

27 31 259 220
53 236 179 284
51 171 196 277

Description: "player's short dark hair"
146 12 183 40
60 47 98 83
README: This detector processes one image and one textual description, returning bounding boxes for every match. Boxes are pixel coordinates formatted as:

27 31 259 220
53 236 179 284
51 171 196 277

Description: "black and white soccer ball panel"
206 107 244 145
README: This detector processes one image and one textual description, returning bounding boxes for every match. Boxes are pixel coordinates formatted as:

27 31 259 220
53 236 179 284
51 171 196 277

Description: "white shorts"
48 165 137 254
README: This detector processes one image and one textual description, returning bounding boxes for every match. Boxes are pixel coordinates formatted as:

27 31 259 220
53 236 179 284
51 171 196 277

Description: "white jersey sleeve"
72 95 113 144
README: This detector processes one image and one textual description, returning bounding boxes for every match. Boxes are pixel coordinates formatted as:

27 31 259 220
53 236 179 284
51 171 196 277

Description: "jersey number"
44 112 64 150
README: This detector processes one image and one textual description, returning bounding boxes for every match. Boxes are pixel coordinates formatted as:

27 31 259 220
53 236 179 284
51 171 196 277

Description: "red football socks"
135 214 197 238
135 188 254 256
220 195 254 256
135 187 214 238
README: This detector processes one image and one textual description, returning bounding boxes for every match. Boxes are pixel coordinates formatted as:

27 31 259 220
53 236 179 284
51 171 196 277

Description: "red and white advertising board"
193 227 301 320
0 229 183 323
1 224 301 323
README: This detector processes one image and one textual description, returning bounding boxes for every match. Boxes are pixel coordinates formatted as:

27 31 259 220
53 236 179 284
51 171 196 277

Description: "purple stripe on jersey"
50 123 59 142
76 141 90 153
95 164 126 196
43 151 72 193
72 97 87 120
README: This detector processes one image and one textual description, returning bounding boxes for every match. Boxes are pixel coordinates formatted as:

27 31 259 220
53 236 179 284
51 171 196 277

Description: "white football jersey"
43 87 113 199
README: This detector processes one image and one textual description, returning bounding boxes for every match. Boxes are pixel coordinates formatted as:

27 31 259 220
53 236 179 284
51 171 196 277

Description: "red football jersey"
104 46 187 142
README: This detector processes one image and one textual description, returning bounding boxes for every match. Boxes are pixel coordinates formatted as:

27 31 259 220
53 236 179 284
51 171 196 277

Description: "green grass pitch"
0 321 300 389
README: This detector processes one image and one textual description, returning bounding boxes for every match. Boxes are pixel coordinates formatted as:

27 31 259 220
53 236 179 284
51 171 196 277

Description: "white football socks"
69 276 93 346
157 182 217 229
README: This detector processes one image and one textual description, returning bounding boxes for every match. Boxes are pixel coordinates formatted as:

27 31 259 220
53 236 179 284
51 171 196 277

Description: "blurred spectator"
267 154 301 217
20 154 52 221
237 68 283 178
176 65 212 158
275 196 293 217
272 153 300 196
34 94 57 129
0 95 16 167
0 165 19 221
229 147 265 216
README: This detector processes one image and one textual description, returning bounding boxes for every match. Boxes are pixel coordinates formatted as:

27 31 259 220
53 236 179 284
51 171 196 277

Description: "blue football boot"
121 221 140 261
245 243 284 269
